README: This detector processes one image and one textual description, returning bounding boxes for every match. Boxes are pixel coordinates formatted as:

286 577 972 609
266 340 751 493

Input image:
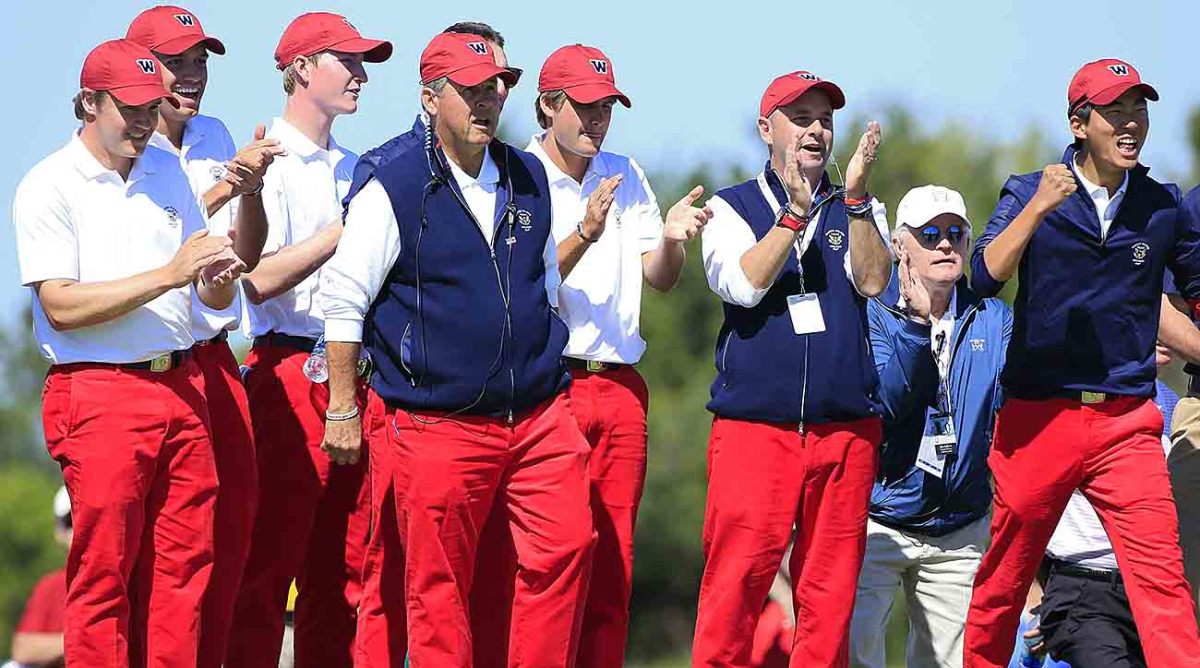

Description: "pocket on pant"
41 373 76 456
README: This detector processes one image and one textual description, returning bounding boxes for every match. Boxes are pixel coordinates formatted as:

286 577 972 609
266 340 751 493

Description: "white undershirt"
1071 157 1128 241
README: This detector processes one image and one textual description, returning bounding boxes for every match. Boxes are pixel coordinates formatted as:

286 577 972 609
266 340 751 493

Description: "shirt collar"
270 116 342 163
446 146 500 190
148 117 207 157
67 131 156 181
1071 155 1128 202
527 132 607 186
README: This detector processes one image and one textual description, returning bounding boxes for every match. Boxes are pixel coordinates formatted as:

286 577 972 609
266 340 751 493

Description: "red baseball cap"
80 39 179 107
420 32 521 87
274 12 393 71
126 6 226 56
1068 58 1159 114
759 71 846 118
538 44 631 107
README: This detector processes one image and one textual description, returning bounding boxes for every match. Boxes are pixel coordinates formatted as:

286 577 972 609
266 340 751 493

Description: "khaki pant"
1169 396 1200 619
850 515 990 668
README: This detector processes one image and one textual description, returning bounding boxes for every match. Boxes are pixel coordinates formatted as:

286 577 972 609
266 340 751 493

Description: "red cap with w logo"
538 44 631 107
80 39 178 107
420 32 521 87
126 5 226 56
1068 59 1159 115
759 70 845 118
274 12 392 71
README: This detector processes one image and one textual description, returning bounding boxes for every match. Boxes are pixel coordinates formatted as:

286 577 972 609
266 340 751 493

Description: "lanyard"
933 330 953 416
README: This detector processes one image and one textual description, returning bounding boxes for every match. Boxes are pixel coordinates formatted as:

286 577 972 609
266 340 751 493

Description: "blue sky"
2 0 1197 325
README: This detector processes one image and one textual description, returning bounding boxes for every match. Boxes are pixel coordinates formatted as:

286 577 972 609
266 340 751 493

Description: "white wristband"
325 406 360 421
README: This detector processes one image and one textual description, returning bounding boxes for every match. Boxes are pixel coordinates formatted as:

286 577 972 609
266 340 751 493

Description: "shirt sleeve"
12 173 78 286
701 195 771 308
15 572 64 633
321 179 401 343
845 198 893 293
970 176 1028 297
628 158 665 254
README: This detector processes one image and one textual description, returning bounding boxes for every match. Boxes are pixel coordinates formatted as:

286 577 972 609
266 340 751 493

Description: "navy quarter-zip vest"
707 170 882 424
361 135 570 416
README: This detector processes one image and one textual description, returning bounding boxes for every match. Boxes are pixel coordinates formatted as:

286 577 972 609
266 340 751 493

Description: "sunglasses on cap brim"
916 224 966 246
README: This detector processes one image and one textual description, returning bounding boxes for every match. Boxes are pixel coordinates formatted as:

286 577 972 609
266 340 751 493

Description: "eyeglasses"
917 224 966 246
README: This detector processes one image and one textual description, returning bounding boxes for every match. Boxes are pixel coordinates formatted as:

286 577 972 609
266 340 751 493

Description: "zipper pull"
506 409 514 425
797 421 805 435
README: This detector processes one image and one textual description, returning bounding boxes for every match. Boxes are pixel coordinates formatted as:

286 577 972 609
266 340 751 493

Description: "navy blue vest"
707 169 882 424
362 133 570 417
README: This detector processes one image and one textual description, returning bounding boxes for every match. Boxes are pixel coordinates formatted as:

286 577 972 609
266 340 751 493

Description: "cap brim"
154 34 226 56
1088 81 1160 107
563 83 632 108
331 37 393 63
109 84 180 108
897 209 970 234
775 81 847 115
444 63 521 88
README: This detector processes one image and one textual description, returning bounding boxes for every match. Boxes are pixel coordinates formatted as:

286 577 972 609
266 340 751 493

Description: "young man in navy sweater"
695 70 892 667
319 31 595 667
966 58 1200 667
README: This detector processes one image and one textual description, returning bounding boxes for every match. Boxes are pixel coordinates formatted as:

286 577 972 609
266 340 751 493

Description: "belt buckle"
149 354 172 373
586 360 606 373
1081 391 1107 404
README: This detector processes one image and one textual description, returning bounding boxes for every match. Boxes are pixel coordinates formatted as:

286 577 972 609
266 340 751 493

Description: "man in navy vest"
966 58 1200 667
694 70 893 667
319 31 595 666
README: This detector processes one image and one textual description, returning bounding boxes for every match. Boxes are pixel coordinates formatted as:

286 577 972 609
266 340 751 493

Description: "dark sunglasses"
917 224 966 246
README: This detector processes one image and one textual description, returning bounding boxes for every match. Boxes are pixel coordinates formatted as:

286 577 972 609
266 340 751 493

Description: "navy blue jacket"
971 145 1200 399
868 272 1011 536
707 169 882 424
349 118 570 416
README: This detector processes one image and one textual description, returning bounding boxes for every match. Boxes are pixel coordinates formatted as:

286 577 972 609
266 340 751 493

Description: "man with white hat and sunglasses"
849 185 1011 668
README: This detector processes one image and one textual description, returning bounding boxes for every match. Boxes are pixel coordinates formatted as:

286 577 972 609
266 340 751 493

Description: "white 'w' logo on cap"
136 59 156 74
1108 64 1130 76
797 72 820 81
173 14 195 27
589 59 609 75
467 42 488 55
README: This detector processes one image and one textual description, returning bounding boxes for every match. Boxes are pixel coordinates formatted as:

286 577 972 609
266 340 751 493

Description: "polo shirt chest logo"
163 205 180 228
825 229 845 251
516 209 532 232
209 164 227 184
1131 241 1150 266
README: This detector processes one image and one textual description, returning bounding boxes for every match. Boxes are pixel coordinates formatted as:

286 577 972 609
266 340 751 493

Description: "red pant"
692 416 880 668
43 361 217 668
964 397 1200 667
390 392 596 667
225 345 371 668
471 366 649 668
192 340 257 668
355 389 408 667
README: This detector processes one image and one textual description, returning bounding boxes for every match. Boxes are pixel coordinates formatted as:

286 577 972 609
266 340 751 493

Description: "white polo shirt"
245 117 355 339
12 134 205 364
322 147 560 343
1071 157 1128 241
702 173 891 309
149 113 241 340
526 134 663 365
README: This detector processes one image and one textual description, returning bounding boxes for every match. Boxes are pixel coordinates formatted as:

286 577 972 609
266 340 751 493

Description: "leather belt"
1047 557 1122 584
193 330 229 347
122 349 192 373
253 332 318 354
564 358 628 373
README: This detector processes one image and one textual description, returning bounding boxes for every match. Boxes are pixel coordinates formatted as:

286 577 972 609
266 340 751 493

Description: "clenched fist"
1032 164 1078 214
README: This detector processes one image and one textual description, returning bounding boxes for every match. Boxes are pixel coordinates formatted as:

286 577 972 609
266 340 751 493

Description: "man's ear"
1069 114 1088 144
420 86 439 118
80 89 103 118
757 115 772 147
